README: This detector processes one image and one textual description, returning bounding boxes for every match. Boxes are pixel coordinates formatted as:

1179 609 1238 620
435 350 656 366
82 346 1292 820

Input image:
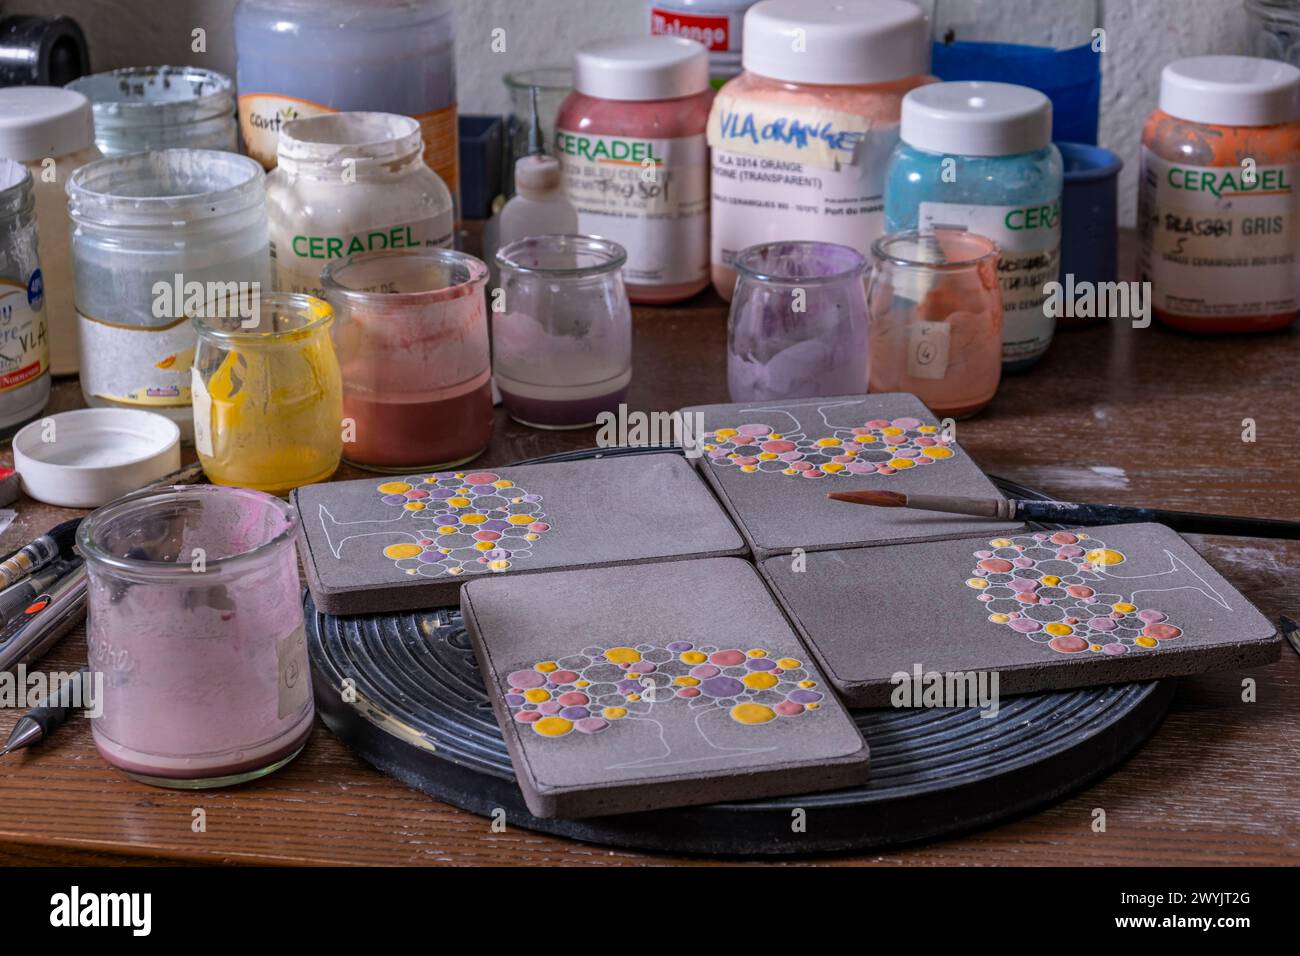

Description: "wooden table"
1 263 1298 866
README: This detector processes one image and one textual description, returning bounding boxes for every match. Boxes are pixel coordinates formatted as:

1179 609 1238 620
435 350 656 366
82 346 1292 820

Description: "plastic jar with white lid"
0 85 100 376
708 0 933 300
647 0 759 87
886 81 1063 370
67 149 271 439
1138 55 1300 333
0 159 50 436
266 112 454 299
555 36 714 305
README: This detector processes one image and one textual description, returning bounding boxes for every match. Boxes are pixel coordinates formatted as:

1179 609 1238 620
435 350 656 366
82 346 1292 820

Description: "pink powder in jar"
555 36 714 305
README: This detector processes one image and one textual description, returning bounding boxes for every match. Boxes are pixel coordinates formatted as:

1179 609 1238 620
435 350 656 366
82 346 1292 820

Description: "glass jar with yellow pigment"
191 292 342 495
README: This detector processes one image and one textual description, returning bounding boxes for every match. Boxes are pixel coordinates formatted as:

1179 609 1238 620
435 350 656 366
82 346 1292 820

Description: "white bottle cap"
0 86 95 162
514 155 563 193
742 0 928 86
574 36 710 102
901 82 1052 156
1159 55 1300 127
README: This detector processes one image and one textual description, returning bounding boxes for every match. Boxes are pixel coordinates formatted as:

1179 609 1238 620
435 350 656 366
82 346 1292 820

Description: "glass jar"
234 0 459 209
266 112 454 300
931 0 1102 144
79 485 313 789
494 235 633 430
647 0 760 88
1248 0 1300 66
66 66 238 157
0 86 100 377
1138 55 1300 334
322 249 492 472
868 229 1002 419
555 36 714 304
0 159 51 437
192 292 342 494
708 0 932 300
727 241 869 402
885 81 1062 369
67 149 271 439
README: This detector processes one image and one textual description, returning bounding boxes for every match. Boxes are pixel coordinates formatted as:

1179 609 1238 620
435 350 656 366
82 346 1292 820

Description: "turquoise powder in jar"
885 81 1062 371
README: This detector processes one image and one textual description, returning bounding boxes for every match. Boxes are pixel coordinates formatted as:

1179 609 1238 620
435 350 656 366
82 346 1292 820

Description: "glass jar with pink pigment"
555 36 713 305
707 0 932 300
79 485 313 789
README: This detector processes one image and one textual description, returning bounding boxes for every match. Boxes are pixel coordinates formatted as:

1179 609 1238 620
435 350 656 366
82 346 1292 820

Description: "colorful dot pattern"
701 418 957 479
967 531 1184 656
501 641 825 739
375 472 550 578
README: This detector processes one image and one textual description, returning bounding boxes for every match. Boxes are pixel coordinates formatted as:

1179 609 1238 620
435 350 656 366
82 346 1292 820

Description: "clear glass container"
322 249 492 472
66 66 238 156
930 0 1102 143
67 149 271 440
79 485 313 789
266 112 454 300
0 159 51 437
868 229 1002 418
727 241 869 402
1247 0 1300 66
494 235 633 430
192 292 342 495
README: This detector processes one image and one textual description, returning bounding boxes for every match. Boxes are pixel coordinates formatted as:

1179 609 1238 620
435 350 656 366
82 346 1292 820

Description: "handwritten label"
707 93 872 170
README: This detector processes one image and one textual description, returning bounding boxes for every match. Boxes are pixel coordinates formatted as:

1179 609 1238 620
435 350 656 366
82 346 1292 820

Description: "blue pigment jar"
884 81 1063 371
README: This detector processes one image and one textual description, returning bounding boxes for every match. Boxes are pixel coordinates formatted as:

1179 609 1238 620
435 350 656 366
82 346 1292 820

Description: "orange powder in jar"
1138 56 1300 333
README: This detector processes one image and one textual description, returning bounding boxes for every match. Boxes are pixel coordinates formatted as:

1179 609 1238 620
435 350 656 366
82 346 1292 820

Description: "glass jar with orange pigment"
1138 55 1300 333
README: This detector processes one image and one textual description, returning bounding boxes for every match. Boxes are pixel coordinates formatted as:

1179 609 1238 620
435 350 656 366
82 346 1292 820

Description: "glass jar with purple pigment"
727 241 870 402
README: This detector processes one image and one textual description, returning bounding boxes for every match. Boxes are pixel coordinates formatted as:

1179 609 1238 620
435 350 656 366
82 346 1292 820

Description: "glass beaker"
727 241 869 403
191 291 343 494
868 229 1002 418
79 485 313 789
494 235 632 430
322 248 493 472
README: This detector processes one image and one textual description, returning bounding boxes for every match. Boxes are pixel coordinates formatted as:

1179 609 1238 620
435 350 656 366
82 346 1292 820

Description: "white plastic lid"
514 155 563 192
901 82 1052 156
574 36 710 101
1159 56 1300 126
0 86 95 162
742 0 928 86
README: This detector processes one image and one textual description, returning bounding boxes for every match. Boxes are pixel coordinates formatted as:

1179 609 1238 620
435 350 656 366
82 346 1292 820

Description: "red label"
0 360 41 391
649 8 732 52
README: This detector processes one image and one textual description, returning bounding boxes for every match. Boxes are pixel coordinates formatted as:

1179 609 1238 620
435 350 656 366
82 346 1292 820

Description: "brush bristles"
827 490 909 507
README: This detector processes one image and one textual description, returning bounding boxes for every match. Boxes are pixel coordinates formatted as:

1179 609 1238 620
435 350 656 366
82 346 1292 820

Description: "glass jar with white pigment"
66 66 238 156
67 149 270 438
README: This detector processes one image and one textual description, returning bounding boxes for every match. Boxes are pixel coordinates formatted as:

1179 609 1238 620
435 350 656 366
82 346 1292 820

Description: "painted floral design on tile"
702 417 956 479
316 471 550 578
963 530 1229 655
502 643 824 762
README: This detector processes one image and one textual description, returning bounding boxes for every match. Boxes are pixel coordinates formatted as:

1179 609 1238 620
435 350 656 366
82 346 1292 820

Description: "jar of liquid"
1138 55 1300 334
233 0 460 212
0 86 100 376
67 149 271 439
79 485 313 788
647 0 760 87
727 241 869 402
885 81 1062 369
556 36 713 305
708 0 932 300
0 159 50 437
267 112 454 300
494 236 633 430
931 0 1102 145
323 249 492 472
66 66 238 156
868 229 1003 418
192 292 343 494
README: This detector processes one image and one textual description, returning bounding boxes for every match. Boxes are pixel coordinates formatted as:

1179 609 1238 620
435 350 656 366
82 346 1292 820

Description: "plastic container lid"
514 155 563 192
742 0 928 86
1159 55 1300 127
573 36 710 101
0 86 95 161
901 82 1053 156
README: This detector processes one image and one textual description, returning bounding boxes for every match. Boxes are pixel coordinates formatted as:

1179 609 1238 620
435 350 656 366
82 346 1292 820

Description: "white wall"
9 0 1259 223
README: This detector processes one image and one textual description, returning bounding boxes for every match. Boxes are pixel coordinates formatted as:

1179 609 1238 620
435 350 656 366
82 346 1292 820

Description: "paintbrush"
826 490 1300 540
0 517 80 589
